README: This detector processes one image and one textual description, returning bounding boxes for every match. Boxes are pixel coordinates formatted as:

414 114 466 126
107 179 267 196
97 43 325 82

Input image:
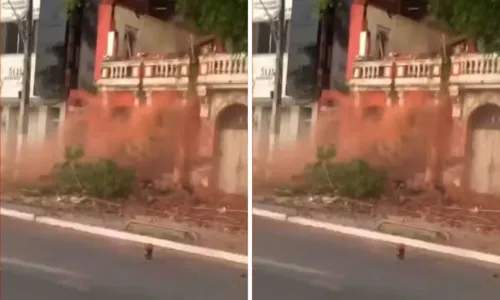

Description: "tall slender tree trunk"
175 40 201 189
425 43 453 188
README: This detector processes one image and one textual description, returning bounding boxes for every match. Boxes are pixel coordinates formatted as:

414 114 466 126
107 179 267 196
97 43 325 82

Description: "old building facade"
65 0 248 195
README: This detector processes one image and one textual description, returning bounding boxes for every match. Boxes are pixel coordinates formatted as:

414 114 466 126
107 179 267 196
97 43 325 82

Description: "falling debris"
397 244 406 260
144 244 153 260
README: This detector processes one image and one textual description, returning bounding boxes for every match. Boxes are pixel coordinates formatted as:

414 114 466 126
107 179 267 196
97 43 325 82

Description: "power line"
5 0 27 38
257 0 279 42
266 0 285 172
13 0 34 176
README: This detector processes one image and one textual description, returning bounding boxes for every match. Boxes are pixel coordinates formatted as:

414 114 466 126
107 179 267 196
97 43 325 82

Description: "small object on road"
144 244 153 260
240 273 247 279
217 206 227 214
397 244 406 260
493 273 498 278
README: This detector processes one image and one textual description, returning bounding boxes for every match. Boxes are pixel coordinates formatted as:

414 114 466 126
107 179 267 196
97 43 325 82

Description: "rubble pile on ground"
256 160 500 235
374 167 500 234
2 169 247 233
133 173 247 232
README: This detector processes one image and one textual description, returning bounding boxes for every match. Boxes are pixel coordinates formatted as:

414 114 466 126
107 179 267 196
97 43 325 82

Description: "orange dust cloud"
260 94 465 184
2 92 199 185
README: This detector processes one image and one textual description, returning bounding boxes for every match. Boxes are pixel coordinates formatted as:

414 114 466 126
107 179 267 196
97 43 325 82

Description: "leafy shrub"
304 146 388 198
52 145 136 199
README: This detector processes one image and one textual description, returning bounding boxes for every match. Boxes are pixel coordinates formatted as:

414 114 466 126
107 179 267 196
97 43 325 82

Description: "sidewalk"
253 196 500 266
1 197 247 265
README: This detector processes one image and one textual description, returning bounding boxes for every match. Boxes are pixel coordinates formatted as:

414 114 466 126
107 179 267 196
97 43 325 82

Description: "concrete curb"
253 208 288 221
1 207 247 265
253 208 500 266
0 208 35 221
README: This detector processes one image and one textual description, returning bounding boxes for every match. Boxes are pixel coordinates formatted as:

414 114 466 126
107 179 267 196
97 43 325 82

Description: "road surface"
1 218 246 300
253 218 500 300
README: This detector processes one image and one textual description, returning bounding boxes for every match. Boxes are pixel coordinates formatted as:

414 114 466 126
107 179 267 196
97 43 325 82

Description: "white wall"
0 0 41 22
1 55 38 101
252 0 294 100
253 104 316 158
113 5 194 57
366 5 455 56
252 0 293 22
1 104 65 159
253 53 289 99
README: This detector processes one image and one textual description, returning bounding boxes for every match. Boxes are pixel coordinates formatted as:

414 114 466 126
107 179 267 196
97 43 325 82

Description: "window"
253 20 290 54
374 26 390 59
123 25 138 59
1 20 38 54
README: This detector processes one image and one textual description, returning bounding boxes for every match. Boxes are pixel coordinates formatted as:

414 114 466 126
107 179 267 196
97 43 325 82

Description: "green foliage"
318 0 330 12
52 145 136 199
304 146 388 198
318 0 350 13
64 0 81 14
429 0 500 52
176 0 247 52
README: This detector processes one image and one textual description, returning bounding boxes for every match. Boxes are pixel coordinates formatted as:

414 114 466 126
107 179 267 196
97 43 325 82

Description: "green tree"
176 0 247 52
429 0 500 52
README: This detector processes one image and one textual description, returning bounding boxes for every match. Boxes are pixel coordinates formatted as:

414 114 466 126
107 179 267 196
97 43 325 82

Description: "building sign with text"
1 55 36 100
252 54 288 99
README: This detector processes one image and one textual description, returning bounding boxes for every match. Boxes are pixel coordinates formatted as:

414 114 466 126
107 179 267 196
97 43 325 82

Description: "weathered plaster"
210 91 247 122
462 91 500 122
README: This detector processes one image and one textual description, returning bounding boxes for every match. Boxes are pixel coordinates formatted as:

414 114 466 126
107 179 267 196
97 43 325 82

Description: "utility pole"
15 0 34 172
267 0 285 168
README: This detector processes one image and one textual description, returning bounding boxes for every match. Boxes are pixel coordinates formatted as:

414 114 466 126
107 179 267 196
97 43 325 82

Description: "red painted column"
345 0 366 80
319 1 365 114
94 1 114 81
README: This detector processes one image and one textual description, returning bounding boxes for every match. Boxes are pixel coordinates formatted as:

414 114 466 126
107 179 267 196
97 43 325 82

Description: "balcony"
97 53 248 90
350 53 500 90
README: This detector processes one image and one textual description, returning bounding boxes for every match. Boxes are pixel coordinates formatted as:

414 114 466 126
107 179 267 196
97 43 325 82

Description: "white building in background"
1 0 100 165
252 0 318 159
1 0 66 161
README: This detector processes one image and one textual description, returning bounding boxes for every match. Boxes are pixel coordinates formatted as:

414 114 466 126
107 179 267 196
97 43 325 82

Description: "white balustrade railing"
205 54 247 75
453 53 500 75
100 60 141 79
351 60 392 87
397 59 440 78
144 58 185 78
352 60 392 79
350 53 500 88
98 54 247 88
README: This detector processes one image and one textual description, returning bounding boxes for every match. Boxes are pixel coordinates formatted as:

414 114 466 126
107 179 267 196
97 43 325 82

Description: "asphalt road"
1 218 247 300
253 218 500 300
